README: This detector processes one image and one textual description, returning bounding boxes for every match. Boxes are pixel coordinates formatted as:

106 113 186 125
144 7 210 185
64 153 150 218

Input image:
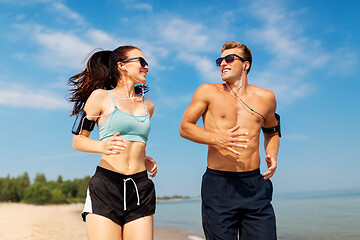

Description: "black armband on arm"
71 109 96 135
262 113 281 137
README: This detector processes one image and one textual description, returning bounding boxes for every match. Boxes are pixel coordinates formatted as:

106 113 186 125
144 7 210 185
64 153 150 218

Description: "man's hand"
145 156 157 178
263 155 277 179
216 125 249 156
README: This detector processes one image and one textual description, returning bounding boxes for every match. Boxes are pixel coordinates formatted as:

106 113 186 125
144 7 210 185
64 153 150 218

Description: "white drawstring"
123 178 140 211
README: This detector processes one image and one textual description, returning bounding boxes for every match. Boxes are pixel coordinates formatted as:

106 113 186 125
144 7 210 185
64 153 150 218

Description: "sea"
154 189 360 240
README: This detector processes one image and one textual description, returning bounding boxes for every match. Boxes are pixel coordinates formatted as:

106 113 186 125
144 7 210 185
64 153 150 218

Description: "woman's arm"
72 89 127 154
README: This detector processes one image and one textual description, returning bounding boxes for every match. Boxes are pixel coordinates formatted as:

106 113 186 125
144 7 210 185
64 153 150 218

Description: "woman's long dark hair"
68 46 149 116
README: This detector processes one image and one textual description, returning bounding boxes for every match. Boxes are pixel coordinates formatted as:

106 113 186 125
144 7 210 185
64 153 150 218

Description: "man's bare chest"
205 95 266 128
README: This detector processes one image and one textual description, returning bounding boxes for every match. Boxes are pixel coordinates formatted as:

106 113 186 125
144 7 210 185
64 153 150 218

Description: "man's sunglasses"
215 54 247 67
121 57 148 67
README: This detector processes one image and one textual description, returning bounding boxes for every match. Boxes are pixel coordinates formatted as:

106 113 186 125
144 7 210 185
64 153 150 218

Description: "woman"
68 46 157 240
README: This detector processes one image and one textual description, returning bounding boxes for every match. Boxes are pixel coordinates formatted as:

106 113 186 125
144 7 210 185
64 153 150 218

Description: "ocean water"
155 198 203 236
154 189 360 240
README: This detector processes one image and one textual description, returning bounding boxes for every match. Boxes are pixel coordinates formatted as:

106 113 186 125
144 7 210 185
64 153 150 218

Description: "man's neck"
226 75 248 95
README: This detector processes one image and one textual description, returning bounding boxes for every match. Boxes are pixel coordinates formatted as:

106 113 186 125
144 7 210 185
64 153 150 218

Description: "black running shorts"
82 166 156 226
201 168 276 240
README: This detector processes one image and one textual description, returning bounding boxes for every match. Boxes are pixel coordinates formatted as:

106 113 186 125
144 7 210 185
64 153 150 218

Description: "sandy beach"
0 203 204 240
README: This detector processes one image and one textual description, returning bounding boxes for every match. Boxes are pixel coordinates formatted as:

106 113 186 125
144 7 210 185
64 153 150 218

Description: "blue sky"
0 0 359 197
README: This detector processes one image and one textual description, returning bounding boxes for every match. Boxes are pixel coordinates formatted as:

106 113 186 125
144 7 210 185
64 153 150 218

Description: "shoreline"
155 226 204 240
156 196 201 203
0 203 204 240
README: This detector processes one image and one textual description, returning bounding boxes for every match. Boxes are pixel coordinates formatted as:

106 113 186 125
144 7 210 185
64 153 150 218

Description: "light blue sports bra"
98 91 151 144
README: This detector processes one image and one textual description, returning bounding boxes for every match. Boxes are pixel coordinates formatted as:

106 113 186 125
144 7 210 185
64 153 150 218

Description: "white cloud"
158 18 210 51
1 0 84 25
9 1 225 88
244 0 337 104
119 0 153 11
127 3 152 11
0 0 50 5
15 24 121 69
34 30 94 68
153 17 230 82
8 0 346 111
177 52 220 83
250 69 316 104
85 29 119 47
248 1 331 69
51 2 84 25
0 81 69 110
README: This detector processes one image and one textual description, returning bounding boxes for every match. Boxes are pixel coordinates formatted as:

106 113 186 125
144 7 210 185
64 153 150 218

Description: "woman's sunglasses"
121 57 148 67
215 54 247 67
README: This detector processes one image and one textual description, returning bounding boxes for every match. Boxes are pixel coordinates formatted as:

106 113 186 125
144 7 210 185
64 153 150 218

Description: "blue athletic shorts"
201 168 276 240
82 166 156 226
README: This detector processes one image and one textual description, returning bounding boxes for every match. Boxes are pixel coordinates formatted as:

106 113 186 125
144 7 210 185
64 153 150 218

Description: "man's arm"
179 84 215 145
179 84 248 155
262 91 280 179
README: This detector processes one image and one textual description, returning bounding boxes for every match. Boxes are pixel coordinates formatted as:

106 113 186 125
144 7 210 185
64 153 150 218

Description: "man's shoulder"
192 83 223 102
249 85 275 99
196 83 223 92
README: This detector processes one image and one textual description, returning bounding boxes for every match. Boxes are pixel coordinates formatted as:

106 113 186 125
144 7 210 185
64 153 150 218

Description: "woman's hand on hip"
145 156 157 177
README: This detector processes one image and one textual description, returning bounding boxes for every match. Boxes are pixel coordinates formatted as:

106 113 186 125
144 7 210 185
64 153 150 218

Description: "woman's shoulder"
144 97 155 116
144 97 154 109
85 89 109 109
86 89 110 103
90 89 109 98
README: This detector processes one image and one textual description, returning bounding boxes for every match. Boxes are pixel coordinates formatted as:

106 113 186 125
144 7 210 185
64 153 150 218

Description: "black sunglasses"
121 57 148 67
215 54 247 67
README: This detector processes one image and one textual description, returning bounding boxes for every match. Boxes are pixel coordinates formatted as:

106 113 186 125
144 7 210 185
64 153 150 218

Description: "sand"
0 203 204 240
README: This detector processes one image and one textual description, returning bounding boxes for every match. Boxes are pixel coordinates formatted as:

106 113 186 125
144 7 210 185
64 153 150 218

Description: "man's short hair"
221 41 252 73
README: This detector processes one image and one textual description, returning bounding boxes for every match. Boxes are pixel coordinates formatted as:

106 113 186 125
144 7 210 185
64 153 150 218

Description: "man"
179 41 280 240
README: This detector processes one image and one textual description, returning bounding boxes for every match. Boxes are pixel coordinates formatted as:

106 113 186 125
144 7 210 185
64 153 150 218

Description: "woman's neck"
113 80 137 98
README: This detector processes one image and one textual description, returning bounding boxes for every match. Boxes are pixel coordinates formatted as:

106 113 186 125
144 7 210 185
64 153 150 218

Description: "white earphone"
118 64 145 96
120 65 142 84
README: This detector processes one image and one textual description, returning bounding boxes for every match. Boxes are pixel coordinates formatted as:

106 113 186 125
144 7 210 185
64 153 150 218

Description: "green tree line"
0 172 90 205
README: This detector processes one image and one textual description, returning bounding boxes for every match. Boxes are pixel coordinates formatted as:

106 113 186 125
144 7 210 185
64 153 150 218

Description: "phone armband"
262 113 281 137
71 109 96 135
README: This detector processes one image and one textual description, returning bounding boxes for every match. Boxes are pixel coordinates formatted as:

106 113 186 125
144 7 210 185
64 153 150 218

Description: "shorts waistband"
206 167 260 178
95 166 148 182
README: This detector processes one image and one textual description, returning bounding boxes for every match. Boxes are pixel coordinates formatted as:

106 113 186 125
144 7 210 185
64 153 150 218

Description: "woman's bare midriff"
98 141 147 175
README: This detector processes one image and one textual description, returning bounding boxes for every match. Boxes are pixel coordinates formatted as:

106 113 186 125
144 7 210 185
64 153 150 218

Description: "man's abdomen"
207 145 261 172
